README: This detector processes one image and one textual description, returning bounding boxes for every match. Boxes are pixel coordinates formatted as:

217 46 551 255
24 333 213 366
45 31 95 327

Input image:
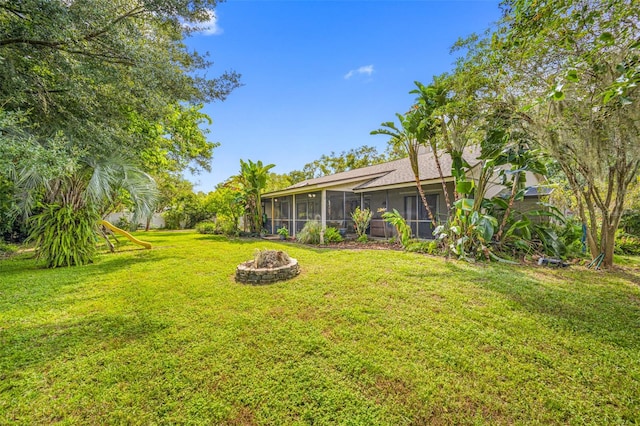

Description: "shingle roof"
273 148 481 194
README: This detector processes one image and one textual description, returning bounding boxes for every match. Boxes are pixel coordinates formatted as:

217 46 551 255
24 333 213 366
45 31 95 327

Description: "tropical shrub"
297 220 322 244
351 207 372 241
324 227 343 243
195 221 217 234
435 198 499 262
27 204 99 268
382 209 412 248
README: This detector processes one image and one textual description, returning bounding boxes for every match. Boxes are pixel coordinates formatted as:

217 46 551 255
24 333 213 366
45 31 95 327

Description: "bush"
356 234 368 243
615 232 640 255
163 209 183 230
195 221 217 234
215 215 238 236
620 209 640 236
405 241 439 254
297 220 322 244
27 204 99 268
116 216 135 232
324 227 343 243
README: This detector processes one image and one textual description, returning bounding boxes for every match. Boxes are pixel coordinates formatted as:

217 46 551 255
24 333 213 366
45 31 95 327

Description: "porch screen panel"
403 193 438 239
296 192 320 232
344 193 360 234
274 196 292 234
367 191 390 238
418 194 438 239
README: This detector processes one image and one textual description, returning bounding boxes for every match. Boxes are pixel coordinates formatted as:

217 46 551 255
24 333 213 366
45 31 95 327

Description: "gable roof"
265 148 481 196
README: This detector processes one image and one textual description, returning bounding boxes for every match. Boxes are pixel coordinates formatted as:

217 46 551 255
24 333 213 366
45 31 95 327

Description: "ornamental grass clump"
297 220 322 244
253 249 290 269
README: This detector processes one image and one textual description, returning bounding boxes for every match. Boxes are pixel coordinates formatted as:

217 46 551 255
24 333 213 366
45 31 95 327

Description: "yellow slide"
100 220 152 249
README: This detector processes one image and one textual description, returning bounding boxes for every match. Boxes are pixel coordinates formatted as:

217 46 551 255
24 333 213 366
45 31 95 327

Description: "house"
262 148 546 239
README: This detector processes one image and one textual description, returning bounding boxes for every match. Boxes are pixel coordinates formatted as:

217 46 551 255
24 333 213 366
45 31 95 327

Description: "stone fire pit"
235 249 300 285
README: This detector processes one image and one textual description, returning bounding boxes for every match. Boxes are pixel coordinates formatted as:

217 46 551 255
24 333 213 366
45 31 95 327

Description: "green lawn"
1 231 640 424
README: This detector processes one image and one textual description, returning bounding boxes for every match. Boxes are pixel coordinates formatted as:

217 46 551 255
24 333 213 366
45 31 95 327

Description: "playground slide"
100 220 152 249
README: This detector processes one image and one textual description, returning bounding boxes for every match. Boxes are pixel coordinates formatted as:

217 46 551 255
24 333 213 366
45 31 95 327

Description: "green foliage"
236 160 275 234
0 241 18 257
405 240 439 254
214 215 239 236
435 198 499 262
0 0 240 176
620 210 640 236
351 207 372 240
27 204 99 268
276 227 290 239
296 221 322 245
162 209 183 230
115 216 134 232
382 209 412 248
323 227 343 243
196 221 217 235
615 232 640 256
356 234 369 243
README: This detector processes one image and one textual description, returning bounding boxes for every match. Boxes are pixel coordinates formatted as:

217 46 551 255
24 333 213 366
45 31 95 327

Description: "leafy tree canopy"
0 0 240 175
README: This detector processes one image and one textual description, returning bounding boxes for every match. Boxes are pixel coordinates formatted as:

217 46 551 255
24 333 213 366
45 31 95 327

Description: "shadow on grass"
0 312 170 374
460 262 640 350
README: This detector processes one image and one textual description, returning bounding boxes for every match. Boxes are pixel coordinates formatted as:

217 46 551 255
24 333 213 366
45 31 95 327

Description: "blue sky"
186 0 501 193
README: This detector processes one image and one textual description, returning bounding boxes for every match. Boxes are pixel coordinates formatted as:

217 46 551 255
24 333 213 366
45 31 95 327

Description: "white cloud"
200 10 223 35
344 64 374 80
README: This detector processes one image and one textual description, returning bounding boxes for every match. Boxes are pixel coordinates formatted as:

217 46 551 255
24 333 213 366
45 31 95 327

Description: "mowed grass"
1 231 640 425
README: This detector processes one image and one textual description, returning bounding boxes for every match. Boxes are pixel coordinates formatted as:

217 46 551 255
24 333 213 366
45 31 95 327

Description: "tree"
0 0 240 175
18 156 157 267
491 0 640 267
411 81 452 212
371 112 438 224
235 159 275 234
1 0 241 261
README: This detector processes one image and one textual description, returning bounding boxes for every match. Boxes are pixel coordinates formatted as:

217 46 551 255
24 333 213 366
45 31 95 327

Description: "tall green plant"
27 205 99 268
382 209 412 248
371 112 438 224
351 207 372 242
236 159 275 234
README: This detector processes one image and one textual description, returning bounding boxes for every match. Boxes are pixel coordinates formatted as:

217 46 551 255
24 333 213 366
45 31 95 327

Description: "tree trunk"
415 176 437 225
432 146 451 213
496 173 520 242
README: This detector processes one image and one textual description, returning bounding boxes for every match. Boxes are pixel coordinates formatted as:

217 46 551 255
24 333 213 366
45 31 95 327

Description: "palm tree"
371 112 437 225
411 80 452 212
16 155 157 267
